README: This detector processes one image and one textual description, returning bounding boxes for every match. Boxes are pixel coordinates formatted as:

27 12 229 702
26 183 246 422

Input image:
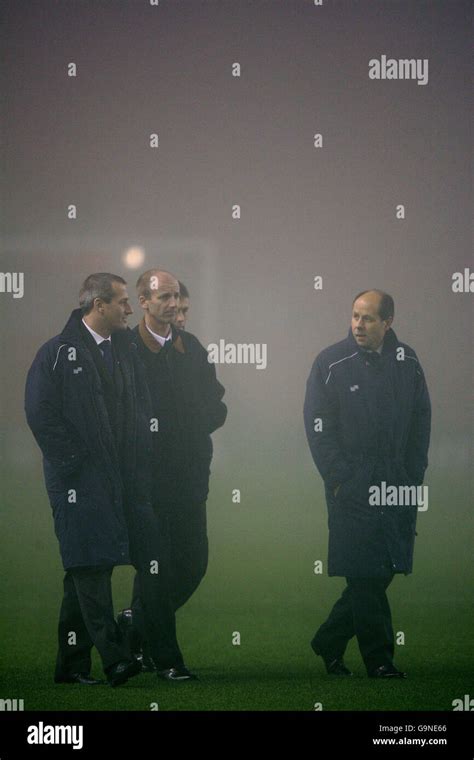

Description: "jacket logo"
350 384 359 392
73 367 83 374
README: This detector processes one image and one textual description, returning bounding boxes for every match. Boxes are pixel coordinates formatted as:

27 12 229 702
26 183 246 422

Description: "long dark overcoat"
25 309 157 570
133 319 227 504
304 328 431 577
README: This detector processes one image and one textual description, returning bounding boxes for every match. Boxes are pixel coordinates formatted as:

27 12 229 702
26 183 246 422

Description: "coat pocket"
336 467 375 514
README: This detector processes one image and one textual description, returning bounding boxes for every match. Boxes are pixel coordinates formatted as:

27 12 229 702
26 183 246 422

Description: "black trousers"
55 566 132 680
130 500 208 658
312 569 395 674
55 555 187 678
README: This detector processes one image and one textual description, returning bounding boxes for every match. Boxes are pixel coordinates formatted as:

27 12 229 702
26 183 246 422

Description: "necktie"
364 351 382 369
99 339 114 374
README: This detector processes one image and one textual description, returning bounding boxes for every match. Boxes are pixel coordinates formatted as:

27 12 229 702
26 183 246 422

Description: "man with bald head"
304 290 431 678
118 269 227 681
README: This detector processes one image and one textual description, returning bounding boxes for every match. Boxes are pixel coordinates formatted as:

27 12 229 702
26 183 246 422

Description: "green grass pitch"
1 466 472 711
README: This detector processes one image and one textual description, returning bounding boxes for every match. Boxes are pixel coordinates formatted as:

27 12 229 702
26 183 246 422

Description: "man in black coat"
25 273 184 686
304 290 431 678
118 269 227 681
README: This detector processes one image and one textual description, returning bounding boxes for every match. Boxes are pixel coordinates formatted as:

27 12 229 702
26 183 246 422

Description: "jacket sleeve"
404 359 431 485
196 341 227 435
25 344 89 477
303 356 354 490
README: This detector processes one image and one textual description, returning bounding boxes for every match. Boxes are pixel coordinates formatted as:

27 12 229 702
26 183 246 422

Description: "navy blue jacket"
304 328 431 577
25 309 157 570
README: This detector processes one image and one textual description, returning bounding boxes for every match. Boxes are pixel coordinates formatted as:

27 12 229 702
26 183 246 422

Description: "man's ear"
384 316 394 331
138 295 147 310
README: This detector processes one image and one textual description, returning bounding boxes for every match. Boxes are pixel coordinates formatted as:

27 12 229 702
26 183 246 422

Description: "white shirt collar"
82 318 111 345
145 322 172 347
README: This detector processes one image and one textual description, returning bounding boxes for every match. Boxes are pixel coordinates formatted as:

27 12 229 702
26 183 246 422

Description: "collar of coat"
137 317 185 354
59 308 136 355
346 326 398 355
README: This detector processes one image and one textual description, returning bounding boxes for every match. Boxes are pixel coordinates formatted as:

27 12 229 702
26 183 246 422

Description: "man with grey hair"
304 289 431 679
25 273 184 686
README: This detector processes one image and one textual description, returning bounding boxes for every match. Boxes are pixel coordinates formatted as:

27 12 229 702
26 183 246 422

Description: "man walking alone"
304 290 431 678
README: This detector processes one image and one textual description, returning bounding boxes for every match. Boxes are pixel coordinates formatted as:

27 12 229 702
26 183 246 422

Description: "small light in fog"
123 246 145 269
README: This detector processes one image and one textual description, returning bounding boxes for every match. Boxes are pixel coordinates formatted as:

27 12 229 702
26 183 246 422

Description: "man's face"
351 293 392 351
101 282 133 333
140 273 180 327
174 297 190 330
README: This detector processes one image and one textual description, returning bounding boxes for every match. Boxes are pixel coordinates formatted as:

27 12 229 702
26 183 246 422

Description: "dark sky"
1 0 472 473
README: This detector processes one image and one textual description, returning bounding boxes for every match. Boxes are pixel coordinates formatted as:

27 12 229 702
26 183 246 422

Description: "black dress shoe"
156 665 198 682
106 659 142 687
310 639 352 676
369 664 407 679
55 673 104 685
326 658 353 676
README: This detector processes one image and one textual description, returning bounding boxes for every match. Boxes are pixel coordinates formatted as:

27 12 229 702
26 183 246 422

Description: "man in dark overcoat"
304 290 431 678
25 273 184 686
118 269 227 681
